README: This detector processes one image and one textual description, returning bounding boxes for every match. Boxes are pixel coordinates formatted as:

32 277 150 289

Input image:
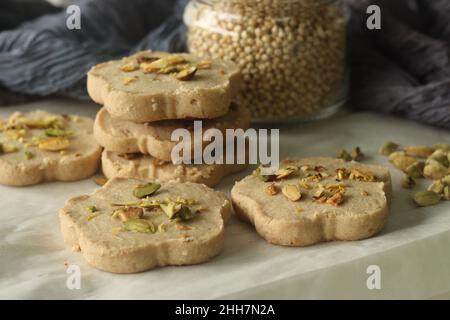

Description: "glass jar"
184 0 348 122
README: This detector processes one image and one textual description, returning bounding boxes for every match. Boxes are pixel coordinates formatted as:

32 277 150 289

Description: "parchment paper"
1 99 449 299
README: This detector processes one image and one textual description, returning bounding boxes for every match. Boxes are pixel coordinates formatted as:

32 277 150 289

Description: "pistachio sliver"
404 161 424 179
140 55 186 73
177 206 196 221
86 206 98 213
133 182 161 199
1 143 18 153
38 137 70 152
24 150 34 160
122 219 155 233
160 202 182 219
115 207 144 222
45 128 69 137
120 62 139 72
197 60 212 69
282 184 302 201
275 165 298 180
255 167 276 182
176 65 198 81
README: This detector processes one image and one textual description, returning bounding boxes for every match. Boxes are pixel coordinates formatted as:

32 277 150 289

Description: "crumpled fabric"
0 0 449 129
347 0 450 129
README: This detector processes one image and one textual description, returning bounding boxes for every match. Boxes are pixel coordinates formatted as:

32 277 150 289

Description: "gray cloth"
0 0 449 129
348 0 450 129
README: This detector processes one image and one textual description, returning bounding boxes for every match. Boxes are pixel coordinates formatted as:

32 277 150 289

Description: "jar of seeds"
184 0 348 122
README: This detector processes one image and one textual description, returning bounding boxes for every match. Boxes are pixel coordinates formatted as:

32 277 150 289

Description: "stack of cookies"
87 51 250 187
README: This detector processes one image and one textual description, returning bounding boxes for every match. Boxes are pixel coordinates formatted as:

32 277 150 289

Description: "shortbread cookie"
94 103 250 161
231 157 392 247
0 111 102 186
87 51 242 122
60 177 232 273
102 150 247 187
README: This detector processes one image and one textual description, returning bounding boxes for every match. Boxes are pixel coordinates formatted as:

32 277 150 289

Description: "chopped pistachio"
176 65 198 81
177 206 197 221
122 219 155 233
433 143 450 151
275 165 298 179
401 175 416 189
443 186 450 201
298 181 311 190
160 202 182 219
282 184 302 201
423 160 448 180
116 207 144 222
428 180 445 194
442 175 450 186
94 176 108 186
326 192 345 206
45 127 68 137
388 151 406 162
1 143 18 153
313 184 325 199
349 169 376 182
337 149 352 161
326 183 347 193
413 191 441 207
86 206 100 221
123 76 137 85
255 167 276 182
404 161 424 179
86 212 101 221
390 155 417 172
5 129 27 140
20 116 64 129
404 145 434 158
120 62 139 72
86 206 98 213
350 147 364 161
335 168 350 180
300 165 311 173
158 223 167 232
428 149 449 167
197 60 212 69
379 141 399 156
133 182 161 199
140 55 186 73
38 137 70 151
265 183 278 196
160 202 197 221
24 151 34 160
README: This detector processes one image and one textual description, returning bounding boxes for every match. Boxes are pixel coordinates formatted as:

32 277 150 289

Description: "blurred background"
0 0 449 128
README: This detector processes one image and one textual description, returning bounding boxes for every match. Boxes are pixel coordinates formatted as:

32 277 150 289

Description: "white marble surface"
1 99 449 299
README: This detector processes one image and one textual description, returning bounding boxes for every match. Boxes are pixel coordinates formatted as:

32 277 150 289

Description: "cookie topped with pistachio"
0 110 101 186
231 157 392 247
59 177 232 273
87 51 242 123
